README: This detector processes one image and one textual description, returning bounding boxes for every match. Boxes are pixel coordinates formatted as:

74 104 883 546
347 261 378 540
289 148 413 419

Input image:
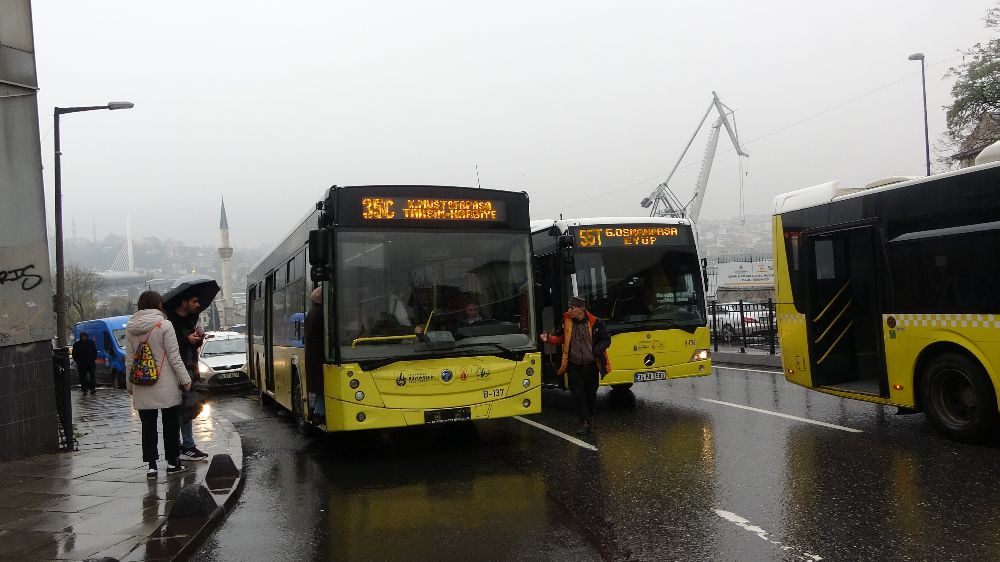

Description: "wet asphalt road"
193 366 1000 561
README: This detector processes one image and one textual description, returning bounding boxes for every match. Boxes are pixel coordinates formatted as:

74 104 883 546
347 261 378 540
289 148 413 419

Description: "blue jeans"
181 418 195 449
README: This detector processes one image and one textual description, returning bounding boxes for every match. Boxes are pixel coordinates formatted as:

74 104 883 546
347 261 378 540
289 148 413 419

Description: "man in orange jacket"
540 296 611 435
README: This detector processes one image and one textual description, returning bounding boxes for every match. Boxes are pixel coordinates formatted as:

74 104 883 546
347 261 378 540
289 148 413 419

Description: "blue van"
73 315 130 388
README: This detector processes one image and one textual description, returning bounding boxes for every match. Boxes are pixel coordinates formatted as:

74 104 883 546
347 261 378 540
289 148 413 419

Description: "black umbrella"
162 273 221 314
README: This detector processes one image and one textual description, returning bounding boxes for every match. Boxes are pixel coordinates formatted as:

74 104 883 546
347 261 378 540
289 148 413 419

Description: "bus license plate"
634 371 666 383
424 407 472 424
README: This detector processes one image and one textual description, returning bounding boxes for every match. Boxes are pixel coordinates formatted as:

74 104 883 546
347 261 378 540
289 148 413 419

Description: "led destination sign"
573 225 685 247
361 197 505 221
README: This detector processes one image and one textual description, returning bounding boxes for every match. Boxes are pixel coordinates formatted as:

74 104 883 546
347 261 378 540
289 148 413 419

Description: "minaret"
218 197 235 328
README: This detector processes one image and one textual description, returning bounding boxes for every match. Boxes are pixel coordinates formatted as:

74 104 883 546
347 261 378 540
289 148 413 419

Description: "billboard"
716 260 774 288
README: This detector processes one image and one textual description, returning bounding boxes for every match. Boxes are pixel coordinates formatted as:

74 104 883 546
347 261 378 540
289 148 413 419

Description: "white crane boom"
640 91 748 221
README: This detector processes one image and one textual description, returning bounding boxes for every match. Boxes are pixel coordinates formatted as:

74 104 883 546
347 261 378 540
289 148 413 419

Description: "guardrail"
709 299 777 355
52 347 76 451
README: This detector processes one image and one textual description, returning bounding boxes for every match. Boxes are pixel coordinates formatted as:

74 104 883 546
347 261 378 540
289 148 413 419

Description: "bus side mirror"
309 229 332 282
558 234 575 269
701 258 709 293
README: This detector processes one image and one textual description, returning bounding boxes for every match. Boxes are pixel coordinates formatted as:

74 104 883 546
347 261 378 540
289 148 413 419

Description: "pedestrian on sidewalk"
539 296 611 435
166 293 210 462
72 332 98 395
125 290 192 478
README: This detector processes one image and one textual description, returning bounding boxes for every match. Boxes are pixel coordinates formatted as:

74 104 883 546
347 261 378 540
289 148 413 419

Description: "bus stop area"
0 390 244 561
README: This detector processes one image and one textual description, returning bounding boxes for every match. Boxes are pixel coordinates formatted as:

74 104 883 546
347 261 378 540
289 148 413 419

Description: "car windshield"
574 246 707 330
337 229 535 362
201 339 246 356
112 329 127 349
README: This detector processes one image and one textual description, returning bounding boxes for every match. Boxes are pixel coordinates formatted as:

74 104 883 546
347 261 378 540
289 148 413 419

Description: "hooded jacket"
545 310 612 376
125 309 192 410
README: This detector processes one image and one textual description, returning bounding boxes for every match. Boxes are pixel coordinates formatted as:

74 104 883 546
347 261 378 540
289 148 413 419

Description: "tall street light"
54 101 134 347
908 52 931 176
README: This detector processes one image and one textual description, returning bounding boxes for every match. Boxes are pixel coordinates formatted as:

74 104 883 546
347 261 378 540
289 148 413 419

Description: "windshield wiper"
453 342 519 359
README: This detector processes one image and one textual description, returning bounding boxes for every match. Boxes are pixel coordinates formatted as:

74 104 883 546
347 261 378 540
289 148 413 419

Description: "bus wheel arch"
915 346 998 441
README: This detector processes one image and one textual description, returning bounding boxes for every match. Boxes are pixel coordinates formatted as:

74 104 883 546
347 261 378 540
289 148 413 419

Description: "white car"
711 302 773 340
198 331 250 388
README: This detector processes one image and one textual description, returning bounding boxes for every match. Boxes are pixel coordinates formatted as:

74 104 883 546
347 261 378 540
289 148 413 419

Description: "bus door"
264 273 276 393
805 226 887 396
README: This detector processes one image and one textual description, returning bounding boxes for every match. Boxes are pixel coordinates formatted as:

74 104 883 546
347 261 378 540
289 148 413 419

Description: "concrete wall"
0 0 59 461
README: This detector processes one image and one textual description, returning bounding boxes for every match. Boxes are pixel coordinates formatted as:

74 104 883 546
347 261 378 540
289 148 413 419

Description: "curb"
713 351 782 369
113 417 247 562
170 456 247 562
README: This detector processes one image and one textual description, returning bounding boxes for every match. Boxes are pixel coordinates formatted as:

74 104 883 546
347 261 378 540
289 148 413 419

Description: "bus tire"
258 386 273 408
919 352 998 442
611 383 633 391
290 374 312 436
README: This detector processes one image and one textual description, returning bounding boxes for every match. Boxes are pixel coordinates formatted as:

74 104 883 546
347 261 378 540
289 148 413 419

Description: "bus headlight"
522 378 530 388
356 412 366 422
349 379 360 389
690 349 710 362
354 391 365 401
525 367 534 376
522 399 531 408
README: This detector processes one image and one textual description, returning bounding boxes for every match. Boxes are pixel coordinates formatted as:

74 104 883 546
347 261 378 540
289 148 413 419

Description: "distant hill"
696 214 773 259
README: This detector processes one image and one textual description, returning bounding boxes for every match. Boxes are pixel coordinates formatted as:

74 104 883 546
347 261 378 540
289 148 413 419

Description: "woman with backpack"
125 290 193 478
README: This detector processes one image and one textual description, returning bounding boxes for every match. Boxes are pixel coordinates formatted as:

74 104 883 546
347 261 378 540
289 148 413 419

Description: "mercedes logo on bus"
644 354 655 367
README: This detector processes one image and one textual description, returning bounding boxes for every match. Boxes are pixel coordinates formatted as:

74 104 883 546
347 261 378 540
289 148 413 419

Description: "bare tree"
65 265 103 327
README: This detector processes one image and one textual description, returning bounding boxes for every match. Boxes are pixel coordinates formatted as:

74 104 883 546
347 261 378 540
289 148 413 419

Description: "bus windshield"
337 230 535 362
574 246 706 330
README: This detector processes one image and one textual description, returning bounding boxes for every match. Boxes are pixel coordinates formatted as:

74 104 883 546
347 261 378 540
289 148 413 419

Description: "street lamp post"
53 101 134 347
908 53 931 176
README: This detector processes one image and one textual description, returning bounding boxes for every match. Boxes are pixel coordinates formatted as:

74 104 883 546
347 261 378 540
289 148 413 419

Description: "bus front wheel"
920 353 998 442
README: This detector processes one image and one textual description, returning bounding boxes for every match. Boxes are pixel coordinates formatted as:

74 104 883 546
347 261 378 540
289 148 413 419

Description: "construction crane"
640 91 749 221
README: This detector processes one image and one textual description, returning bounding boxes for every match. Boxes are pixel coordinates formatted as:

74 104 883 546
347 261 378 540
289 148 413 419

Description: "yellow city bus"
531 217 711 391
247 185 541 432
773 153 1000 441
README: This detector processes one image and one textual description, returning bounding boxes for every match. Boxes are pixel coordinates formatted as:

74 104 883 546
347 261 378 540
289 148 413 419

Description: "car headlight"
198 361 213 374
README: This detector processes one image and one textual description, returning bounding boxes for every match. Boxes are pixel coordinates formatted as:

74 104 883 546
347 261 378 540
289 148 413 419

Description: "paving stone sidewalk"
0 389 242 561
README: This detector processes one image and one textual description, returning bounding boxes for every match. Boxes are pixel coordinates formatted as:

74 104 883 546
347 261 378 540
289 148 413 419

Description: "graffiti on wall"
0 264 44 290
0 243 54 346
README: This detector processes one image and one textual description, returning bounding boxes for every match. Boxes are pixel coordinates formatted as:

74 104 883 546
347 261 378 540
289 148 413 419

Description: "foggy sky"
31 0 998 251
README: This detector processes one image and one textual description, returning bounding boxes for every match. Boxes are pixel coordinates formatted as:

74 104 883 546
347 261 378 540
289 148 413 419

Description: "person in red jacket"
539 296 611 435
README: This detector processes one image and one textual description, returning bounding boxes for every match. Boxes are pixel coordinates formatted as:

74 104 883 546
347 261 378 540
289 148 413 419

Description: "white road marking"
514 416 598 451
714 509 824 561
699 398 863 433
715 366 782 375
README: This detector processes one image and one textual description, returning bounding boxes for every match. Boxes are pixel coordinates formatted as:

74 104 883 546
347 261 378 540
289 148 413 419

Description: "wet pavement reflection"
195 368 1000 561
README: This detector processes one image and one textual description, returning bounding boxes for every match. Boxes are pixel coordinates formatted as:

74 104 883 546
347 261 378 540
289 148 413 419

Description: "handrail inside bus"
350 311 436 348
352 334 417 348
813 298 852 344
813 278 852 322
815 320 854 365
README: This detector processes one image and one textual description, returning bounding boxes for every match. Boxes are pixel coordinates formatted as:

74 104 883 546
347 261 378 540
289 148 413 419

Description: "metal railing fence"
709 298 778 355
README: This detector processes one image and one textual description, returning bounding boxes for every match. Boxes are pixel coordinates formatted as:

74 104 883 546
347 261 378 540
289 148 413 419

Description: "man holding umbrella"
163 274 220 462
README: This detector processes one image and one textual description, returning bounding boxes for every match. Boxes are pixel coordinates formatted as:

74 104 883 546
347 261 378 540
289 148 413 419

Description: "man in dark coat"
304 286 325 424
166 293 208 461
72 333 98 395
539 296 612 435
